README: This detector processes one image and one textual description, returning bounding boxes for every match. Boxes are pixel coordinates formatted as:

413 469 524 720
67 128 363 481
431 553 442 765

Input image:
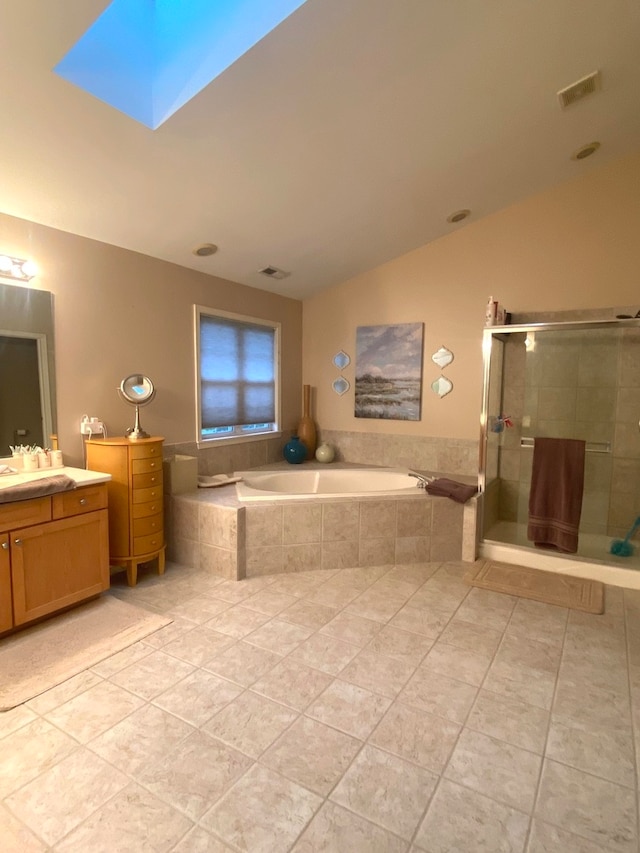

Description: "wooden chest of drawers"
85 437 165 586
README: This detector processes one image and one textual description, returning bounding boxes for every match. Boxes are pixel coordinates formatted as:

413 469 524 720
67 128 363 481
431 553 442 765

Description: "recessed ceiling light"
192 243 218 257
571 142 600 161
446 209 471 224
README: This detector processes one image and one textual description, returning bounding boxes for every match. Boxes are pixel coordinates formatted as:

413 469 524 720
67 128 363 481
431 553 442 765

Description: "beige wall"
0 213 302 466
302 148 640 441
3 148 639 469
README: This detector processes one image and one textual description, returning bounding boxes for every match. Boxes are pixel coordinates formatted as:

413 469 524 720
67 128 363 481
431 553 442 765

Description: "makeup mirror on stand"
118 374 155 440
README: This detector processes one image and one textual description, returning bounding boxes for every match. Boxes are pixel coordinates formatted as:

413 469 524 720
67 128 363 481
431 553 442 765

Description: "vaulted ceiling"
1 1 639 299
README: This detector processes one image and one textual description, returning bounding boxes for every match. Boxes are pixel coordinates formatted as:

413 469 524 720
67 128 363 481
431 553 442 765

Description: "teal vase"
283 435 307 464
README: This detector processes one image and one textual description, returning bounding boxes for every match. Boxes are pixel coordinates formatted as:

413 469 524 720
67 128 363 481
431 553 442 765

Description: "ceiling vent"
259 265 290 280
557 71 600 109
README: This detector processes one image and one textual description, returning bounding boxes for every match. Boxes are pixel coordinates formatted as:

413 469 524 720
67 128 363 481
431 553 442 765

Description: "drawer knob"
150 462 156 468
80 498 87 505
150 505 156 511
1 542 8 550
14 538 22 546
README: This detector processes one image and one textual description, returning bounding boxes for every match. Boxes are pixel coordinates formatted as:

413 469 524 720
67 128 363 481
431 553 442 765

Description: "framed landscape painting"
355 323 424 420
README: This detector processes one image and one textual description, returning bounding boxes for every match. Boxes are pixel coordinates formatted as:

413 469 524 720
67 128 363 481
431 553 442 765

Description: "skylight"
54 0 309 129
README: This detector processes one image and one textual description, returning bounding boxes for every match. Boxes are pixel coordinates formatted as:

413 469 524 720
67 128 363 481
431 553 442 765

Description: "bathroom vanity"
0 467 111 634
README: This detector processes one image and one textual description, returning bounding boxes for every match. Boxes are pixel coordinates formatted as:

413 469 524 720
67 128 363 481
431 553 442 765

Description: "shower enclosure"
478 318 640 586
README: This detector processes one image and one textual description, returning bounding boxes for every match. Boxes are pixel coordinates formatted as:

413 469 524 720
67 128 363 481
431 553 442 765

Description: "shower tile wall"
495 324 640 540
611 327 640 537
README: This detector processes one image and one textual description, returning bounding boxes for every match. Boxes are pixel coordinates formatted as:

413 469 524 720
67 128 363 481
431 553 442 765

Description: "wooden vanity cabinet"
0 483 109 632
0 531 12 632
85 437 165 587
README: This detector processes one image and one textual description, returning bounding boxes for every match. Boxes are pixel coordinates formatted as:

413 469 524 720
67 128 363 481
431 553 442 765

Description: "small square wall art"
355 322 424 420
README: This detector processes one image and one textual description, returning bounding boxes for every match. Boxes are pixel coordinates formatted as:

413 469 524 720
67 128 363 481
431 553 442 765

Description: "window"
195 306 280 443
54 0 310 129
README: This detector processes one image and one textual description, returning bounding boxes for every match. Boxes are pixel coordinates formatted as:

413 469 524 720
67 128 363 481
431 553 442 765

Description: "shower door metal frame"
478 317 640 538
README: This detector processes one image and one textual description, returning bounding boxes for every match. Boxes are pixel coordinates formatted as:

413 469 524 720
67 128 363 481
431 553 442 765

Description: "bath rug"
464 560 604 614
0 596 172 711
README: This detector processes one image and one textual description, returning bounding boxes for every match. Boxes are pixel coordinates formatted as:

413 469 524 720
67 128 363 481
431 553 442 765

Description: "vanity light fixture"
0 255 38 282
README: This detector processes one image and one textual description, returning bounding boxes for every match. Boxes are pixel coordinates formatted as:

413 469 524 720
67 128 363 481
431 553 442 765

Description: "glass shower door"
480 320 640 567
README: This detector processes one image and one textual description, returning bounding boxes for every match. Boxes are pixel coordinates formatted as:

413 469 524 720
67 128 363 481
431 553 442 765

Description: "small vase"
283 435 307 464
315 443 335 463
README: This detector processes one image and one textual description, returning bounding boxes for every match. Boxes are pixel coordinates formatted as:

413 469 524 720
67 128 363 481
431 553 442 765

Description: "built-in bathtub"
234 467 423 502
167 464 479 579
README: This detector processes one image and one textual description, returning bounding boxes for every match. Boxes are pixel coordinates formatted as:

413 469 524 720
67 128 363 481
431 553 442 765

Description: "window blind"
199 314 275 429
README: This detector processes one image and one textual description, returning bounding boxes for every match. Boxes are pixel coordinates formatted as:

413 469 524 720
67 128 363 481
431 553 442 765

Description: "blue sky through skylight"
54 0 309 129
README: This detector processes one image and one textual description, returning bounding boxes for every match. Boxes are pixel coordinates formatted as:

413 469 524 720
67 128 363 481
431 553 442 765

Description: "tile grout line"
522 595 570 852
402 576 502 851
5 561 633 852
251 561 466 850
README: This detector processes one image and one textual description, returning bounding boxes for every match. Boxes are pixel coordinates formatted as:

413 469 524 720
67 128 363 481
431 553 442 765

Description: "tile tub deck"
166 482 479 581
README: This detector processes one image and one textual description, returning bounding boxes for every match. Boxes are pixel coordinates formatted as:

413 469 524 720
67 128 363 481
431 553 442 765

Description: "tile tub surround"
303 430 479 478
166 475 478 580
166 437 285 479
165 431 480 480
1 560 639 852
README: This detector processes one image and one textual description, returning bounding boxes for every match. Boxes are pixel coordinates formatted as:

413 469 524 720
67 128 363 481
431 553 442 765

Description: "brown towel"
527 437 585 553
425 478 478 504
0 474 76 505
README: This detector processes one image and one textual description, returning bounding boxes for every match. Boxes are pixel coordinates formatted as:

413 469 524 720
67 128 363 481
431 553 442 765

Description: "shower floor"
481 520 640 590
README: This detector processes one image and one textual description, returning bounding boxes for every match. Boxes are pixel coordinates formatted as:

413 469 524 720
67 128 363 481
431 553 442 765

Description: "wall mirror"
332 376 350 395
431 375 453 398
333 351 350 370
431 346 454 368
0 282 56 455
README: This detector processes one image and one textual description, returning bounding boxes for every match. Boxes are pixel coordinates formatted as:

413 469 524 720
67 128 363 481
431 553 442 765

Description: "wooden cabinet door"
0 532 13 632
10 510 109 625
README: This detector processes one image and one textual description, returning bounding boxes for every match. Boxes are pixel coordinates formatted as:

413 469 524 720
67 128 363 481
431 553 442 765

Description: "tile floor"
1 560 639 852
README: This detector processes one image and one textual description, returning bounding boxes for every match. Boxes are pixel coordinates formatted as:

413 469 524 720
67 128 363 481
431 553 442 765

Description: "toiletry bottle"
485 296 497 327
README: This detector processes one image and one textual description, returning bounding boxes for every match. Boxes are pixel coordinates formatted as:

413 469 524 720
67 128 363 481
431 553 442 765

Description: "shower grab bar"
519 437 610 454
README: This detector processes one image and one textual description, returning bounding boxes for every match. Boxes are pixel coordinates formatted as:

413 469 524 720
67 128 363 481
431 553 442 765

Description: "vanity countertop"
0 465 111 491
